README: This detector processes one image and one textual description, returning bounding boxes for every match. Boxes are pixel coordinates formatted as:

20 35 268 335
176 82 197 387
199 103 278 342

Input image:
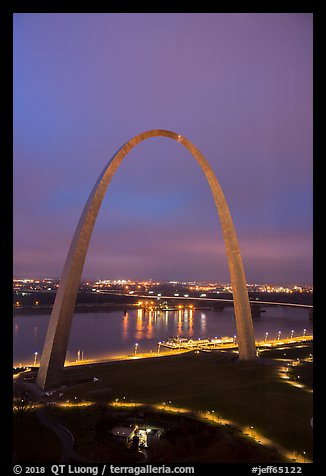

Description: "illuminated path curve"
37 129 257 390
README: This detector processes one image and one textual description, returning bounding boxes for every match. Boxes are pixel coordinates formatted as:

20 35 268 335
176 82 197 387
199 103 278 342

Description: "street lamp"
277 330 281 341
157 342 161 354
134 343 138 355
303 328 307 337
303 451 306 463
265 332 268 342
33 352 38 366
291 330 294 339
250 426 254 438
233 335 237 345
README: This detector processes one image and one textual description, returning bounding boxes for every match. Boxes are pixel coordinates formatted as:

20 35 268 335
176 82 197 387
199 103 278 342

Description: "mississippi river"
13 305 312 366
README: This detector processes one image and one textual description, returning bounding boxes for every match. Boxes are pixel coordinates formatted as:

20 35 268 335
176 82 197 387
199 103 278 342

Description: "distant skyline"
14 13 312 285
12 275 313 288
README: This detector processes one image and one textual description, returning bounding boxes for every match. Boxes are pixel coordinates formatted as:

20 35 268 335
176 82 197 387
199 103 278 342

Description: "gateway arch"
37 129 257 390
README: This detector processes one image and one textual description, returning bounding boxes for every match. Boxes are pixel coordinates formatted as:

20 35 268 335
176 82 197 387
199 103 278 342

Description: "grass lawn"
258 343 313 360
289 362 313 389
61 351 313 459
13 411 61 463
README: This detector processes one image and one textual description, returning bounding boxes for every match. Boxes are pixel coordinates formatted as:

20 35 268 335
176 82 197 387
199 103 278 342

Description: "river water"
13 306 312 366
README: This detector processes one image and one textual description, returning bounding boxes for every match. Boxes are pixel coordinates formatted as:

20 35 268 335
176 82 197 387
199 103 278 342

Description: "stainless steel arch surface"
37 129 257 390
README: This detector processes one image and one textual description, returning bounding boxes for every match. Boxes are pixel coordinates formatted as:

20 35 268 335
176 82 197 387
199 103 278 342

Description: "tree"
13 387 38 424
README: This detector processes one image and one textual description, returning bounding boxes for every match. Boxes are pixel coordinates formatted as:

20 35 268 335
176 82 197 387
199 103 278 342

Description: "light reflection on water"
13 306 313 365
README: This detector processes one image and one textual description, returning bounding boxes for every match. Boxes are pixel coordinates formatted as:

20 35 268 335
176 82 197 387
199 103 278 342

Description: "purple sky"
13 13 313 285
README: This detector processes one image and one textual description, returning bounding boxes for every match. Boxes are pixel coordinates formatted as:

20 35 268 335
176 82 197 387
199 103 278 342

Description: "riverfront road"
22 335 311 368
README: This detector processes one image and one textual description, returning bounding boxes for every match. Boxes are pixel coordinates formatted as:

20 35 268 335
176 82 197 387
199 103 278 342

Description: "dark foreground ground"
43 404 288 464
14 344 313 463
62 347 313 458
